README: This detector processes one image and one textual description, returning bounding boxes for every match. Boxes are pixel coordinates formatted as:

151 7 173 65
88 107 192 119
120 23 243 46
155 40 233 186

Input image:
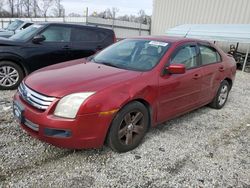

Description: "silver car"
0 19 33 38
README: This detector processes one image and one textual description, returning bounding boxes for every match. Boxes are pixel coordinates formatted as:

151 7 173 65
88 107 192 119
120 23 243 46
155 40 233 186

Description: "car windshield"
9 24 43 41
6 20 24 31
93 39 170 71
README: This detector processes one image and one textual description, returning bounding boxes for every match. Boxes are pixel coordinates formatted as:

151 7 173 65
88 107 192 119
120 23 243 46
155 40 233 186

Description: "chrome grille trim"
18 82 55 110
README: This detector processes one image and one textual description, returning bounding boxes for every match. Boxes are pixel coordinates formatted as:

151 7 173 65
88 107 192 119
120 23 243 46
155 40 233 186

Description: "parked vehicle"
13 36 236 152
0 23 116 90
0 19 33 38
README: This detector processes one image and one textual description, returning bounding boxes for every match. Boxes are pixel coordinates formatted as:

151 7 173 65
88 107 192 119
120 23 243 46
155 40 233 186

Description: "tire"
0 61 24 90
209 80 230 109
107 101 149 153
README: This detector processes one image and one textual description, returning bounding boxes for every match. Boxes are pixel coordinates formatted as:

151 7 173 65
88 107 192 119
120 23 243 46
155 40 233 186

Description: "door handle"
193 74 201 80
219 66 225 72
62 45 71 50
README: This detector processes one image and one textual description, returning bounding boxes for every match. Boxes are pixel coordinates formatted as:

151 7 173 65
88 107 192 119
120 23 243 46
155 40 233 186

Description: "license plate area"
13 101 25 124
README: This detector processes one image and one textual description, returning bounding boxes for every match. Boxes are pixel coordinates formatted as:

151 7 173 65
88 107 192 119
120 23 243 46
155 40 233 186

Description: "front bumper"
13 93 115 149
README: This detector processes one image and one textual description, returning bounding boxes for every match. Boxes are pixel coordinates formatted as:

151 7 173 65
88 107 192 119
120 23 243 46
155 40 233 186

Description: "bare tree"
31 0 39 17
138 9 146 23
21 0 32 17
111 7 119 19
117 14 130 21
7 0 16 17
15 0 22 17
39 0 54 18
68 12 81 17
91 8 112 19
51 0 64 17
0 0 4 11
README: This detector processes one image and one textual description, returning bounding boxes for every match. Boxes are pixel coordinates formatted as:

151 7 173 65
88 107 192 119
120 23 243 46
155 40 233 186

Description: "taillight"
113 34 117 43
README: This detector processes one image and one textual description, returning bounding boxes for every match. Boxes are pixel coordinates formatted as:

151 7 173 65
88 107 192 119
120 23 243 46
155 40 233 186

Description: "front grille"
18 82 55 110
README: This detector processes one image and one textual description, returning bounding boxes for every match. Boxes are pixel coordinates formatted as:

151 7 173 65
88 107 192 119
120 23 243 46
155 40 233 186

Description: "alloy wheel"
218 85 228 106
118 111 145 145
0 66 19 87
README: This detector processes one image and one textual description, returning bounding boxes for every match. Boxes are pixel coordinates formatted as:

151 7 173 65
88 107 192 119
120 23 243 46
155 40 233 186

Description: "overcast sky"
61 0 153 16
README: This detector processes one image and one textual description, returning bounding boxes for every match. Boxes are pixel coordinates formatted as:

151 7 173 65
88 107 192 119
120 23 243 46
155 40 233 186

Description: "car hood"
0 37 21 46
0 30 13 37
24 59 142 98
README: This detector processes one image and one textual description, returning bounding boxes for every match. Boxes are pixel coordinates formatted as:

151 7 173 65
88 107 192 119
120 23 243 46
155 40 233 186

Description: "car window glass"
199 45 221 65
71 27 98 42
41 26 71 42
9 24 42 41
93 39 170 71
7 20 24 31
171 45 198 69
22 23 33 29
116 41 136 57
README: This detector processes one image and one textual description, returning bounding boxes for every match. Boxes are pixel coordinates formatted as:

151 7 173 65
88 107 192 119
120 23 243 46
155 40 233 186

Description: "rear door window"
199 45 221 65
71 27 101 42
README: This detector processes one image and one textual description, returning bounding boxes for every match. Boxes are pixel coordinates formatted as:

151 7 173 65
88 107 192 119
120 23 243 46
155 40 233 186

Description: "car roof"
34 22 114 32
131 35 210 44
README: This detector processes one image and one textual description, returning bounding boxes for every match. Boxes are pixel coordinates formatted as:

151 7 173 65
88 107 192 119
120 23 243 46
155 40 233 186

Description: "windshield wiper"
98 61 120 68
102 62 119 68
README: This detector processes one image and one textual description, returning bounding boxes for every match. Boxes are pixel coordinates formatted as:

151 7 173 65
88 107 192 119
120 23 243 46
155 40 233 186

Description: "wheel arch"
224 77 233 90
104 98 153 145
131 98 153 128
0 56 29 76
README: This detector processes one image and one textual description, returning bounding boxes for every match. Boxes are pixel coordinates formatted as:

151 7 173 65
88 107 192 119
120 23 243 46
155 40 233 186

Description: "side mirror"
32 35 45 44
166 64 186 74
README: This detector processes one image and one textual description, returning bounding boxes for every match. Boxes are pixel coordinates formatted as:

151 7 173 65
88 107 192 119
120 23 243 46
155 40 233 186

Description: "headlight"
54 92 95 119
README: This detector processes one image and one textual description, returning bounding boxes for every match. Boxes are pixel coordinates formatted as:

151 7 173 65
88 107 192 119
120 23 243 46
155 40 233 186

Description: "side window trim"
168 42 200 70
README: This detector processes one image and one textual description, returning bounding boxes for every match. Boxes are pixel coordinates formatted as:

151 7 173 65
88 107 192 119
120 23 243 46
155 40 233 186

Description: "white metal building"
151 0 250 35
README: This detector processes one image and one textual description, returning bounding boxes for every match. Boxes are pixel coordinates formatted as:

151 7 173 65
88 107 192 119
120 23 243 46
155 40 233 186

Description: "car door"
69 26 105 59
198 43 224 104
157 43 204 123
25 25 72 71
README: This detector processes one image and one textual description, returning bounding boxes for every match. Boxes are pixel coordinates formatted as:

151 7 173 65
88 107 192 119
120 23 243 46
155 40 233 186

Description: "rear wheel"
107 101 149 152
0 61 24 90
209 80 230 109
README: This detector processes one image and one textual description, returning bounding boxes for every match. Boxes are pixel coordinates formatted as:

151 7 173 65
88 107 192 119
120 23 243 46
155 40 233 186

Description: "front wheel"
107 101 149 153
0 61 24 90
209 80 230 109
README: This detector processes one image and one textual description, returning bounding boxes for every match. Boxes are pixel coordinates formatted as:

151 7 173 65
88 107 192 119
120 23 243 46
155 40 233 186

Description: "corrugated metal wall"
152 0 250 35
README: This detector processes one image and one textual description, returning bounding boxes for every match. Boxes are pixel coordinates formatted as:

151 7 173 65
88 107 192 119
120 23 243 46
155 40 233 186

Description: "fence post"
112 18 114 30
86 7 88 25
242 45 250 72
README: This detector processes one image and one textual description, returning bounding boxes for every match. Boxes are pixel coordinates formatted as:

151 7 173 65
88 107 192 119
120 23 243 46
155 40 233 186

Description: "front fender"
79 82 158 119
0 52 30 74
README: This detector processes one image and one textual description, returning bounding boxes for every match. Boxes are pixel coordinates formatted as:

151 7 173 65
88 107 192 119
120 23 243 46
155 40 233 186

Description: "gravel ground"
0 71 250 188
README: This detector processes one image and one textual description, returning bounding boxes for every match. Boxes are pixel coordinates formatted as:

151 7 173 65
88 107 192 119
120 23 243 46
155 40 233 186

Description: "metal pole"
236 42 239 52
86 7 88 25
242 45 249 72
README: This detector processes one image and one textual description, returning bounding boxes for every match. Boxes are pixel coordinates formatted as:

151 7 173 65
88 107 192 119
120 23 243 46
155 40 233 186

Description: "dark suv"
0 23 116 89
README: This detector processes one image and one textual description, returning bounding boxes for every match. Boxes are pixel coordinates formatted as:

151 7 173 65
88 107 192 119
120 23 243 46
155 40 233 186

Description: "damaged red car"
13 36 236 152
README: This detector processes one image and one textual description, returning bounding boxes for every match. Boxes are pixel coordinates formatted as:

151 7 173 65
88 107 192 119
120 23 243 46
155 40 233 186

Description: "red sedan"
13 36 236 152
